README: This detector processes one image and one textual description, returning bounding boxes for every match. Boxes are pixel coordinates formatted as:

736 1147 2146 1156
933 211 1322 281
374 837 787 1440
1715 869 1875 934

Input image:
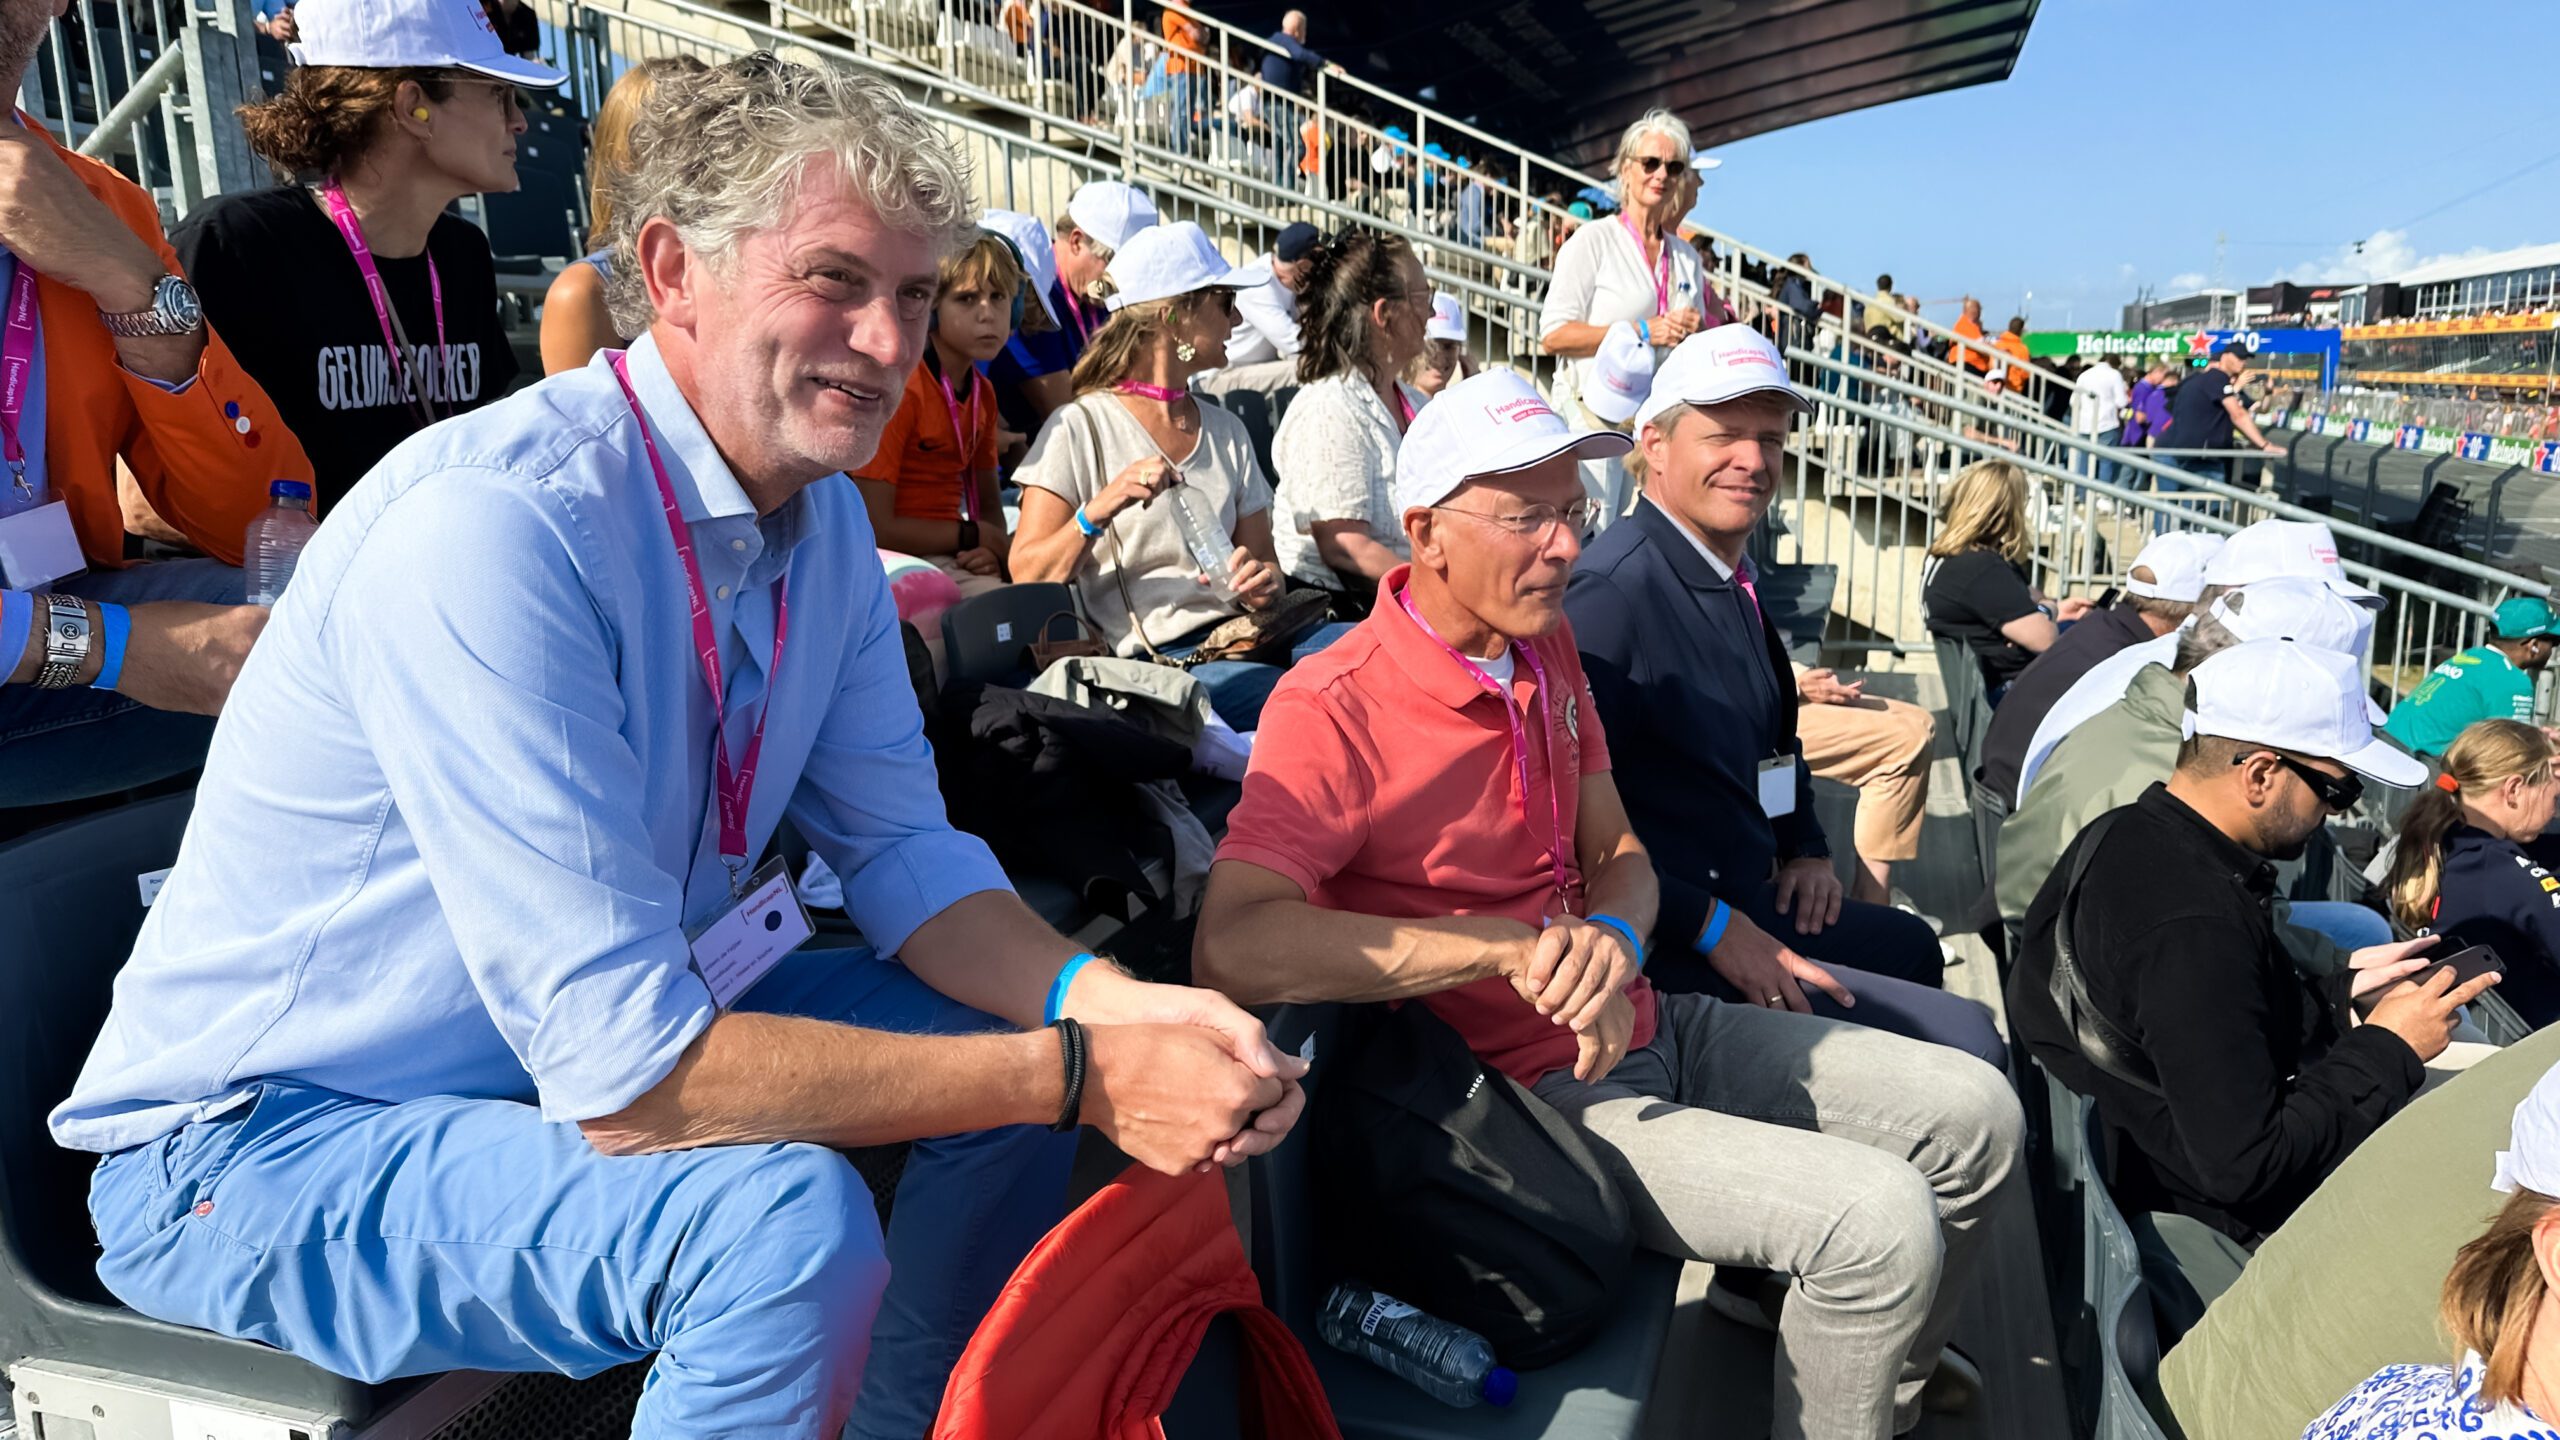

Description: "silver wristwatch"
34 594 91 689
97 274 204 339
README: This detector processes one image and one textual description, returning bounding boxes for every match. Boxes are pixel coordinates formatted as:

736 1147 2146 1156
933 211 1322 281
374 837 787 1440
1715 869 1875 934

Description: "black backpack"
1311 1000 1636 1368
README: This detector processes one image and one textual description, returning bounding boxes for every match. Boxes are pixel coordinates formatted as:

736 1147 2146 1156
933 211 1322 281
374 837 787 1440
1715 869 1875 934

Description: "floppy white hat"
977 210 1060 327
1394 370 1631 514
2123 531 2223 603
1633 324 1810 433
289 0 566 85
1581 321 1655 426
1102 221 1270 311
1065 180 1159 254
2182 639 2425 789
2203 518 2381 607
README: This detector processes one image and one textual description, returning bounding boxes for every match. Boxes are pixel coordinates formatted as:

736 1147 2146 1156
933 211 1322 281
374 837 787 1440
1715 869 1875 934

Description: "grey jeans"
1532 991 2022 1439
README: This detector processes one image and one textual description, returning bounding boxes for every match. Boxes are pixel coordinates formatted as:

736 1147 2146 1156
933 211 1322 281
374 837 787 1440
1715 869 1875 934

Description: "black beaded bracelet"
1049 1016 1087 1133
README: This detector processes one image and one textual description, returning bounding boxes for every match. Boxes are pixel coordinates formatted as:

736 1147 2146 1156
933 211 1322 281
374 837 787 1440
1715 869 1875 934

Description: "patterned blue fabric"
2303 1352 2560 1439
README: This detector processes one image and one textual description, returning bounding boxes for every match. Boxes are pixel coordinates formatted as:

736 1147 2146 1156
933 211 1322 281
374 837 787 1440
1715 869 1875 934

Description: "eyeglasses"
439 77 530 116
2242 752 2364 813
1628 156 1679 176
1430 499 1599 541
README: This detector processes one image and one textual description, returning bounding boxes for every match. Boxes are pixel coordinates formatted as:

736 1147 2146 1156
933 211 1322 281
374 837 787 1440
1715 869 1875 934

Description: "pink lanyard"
1396 583 1572 912
1620 213 1669 315
0 259 36 497
1391 384 1415 432
1059 286 1096 345
934 362 980 523
320 182 447 422
609 351 789 896
1113 380 1188 402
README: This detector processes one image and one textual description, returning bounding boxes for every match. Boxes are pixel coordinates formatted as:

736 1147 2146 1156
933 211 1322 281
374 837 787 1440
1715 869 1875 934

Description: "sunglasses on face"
1628 156 1680 176
2244 752 2364 813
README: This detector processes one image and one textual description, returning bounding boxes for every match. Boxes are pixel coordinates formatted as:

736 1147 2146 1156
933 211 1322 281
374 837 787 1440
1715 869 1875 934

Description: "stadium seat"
0 794 469 1433
1747 562 1837 667
940 581 1081 688
1246 1003 1678 1439
2078 1101 2185 1440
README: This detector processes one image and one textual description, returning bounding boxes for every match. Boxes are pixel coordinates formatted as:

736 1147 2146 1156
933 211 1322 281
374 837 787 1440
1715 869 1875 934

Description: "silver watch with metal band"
35 594 91 689
96 274 204 339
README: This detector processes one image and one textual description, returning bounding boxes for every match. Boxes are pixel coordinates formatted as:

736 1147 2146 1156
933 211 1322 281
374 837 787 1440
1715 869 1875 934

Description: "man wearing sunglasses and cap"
2011 638 2495 1250
1197 369 2020 1440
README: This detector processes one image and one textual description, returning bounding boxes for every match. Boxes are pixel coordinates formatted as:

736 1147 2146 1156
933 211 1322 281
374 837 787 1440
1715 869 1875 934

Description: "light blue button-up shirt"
53 335 1012 1153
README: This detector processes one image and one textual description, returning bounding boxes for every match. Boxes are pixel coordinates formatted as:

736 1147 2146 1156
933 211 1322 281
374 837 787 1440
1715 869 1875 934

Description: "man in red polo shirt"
1195 370 2023 1440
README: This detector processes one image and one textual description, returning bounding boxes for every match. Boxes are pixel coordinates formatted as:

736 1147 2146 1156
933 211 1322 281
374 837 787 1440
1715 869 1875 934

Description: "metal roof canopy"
1240 0 2039 173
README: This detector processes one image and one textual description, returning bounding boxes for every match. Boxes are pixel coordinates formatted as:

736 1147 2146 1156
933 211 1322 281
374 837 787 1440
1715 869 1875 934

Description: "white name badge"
1757 754 1797 819
689 856 815 1008
0 499 87 590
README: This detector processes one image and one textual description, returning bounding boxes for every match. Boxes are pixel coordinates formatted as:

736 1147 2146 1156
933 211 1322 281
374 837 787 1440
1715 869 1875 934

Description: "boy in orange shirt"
856 231 1049 598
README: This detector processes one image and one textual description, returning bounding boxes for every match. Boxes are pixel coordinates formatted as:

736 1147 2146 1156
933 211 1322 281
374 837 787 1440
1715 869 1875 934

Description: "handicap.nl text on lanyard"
1395 583 1575 917
0 257 87 592
609 350 815 1008
321 182 447 427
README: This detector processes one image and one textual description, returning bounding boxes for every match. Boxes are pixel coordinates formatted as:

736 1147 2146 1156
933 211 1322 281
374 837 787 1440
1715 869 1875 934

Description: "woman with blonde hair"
538 56 703 374
1920 458 2088 695
2385 718 2560 1027
1011 221 1307 729
2305 1064 2560 1436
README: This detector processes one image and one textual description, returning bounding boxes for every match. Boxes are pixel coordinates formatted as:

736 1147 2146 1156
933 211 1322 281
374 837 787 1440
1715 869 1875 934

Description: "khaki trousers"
1795 696 1936 864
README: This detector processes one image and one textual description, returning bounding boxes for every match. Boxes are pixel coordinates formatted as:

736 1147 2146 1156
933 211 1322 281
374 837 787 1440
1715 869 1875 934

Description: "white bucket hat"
1394 370 1631 513
1102 222 1270 311
2181 639 2426 789
289 0 566 85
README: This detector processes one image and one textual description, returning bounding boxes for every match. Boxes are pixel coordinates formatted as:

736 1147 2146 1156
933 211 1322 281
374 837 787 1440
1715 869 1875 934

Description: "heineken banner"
2026 327 2341 388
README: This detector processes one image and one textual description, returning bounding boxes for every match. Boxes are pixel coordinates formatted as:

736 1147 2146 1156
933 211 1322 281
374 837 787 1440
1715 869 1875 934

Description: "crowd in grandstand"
13 1 2560 1438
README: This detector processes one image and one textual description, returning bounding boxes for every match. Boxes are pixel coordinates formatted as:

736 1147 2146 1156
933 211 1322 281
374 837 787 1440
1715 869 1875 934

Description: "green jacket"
2380 644 2535 757
1996 660 2347 974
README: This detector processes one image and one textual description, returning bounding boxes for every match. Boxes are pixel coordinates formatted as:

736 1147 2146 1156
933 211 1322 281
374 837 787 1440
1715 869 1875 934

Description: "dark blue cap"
1483 1367 1519 1406
1275 222 1321 264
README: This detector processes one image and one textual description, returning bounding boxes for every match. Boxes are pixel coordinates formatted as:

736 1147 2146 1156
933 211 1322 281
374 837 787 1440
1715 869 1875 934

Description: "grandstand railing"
1774 339 2550 717
21 0 268 223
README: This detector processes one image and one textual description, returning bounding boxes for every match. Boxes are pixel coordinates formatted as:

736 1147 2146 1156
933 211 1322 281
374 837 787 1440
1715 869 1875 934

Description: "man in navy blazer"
1568 325 2000 1062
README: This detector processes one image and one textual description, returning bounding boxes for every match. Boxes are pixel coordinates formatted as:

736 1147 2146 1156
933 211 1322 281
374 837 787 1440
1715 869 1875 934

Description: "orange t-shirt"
1953 314 1989 374
1994 330 2031 391
1217 567 1658 1089
1161 9 1205 74
855 358 998 523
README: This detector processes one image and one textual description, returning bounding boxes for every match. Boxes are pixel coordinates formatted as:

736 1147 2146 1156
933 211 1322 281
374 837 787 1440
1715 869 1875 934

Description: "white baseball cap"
2123 531 2223 602
1690 152 1722 172
978 210 1060 327
2203 518 2382 608
2182 640 2425 789
1102 222 1270 311
2207 577 2383 721
1582 321 1656 426
1633 324 1811 434
1426 292 1466 343
1065 180 1160 254
2492 1063 2560 1195
1394 370 1631 514
288 0 566 84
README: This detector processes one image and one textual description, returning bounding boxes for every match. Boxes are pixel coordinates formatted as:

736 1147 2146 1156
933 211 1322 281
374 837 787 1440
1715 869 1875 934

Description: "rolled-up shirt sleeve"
788 534 1012 954
326 469 713 1124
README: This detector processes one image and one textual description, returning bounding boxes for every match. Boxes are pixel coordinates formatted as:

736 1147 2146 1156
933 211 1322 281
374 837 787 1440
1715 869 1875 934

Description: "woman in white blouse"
1537 108 1734 514
2304 1064 2560 1439
1268 228 1433 607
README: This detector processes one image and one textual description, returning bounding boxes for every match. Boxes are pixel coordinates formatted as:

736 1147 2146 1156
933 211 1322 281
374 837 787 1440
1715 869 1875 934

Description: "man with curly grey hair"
57 52 1305 1439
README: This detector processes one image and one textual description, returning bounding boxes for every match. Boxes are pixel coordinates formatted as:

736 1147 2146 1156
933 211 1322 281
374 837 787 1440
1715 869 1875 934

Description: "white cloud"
2268 228 2496 285
2166 271 2208 292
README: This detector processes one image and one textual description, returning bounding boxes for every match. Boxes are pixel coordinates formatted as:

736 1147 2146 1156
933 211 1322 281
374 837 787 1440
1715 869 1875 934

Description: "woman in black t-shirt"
1921 459 2087 696
172 1 564 510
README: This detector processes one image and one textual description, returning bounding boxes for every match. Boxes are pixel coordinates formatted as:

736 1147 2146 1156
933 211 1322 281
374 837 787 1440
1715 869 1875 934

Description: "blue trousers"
87 947 1077 1440
0 558 242 807
2287 899 2392 954
1645 883 2008 1069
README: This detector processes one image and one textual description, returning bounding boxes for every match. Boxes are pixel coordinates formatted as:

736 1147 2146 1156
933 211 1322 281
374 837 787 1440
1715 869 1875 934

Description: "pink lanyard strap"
1059 286 1095 345
609 351 789 894
320 182 447 422
1396 583 1571 912
1620 213 1670 315
0 259 36 497
1391 384 1415 432
934 362 980 524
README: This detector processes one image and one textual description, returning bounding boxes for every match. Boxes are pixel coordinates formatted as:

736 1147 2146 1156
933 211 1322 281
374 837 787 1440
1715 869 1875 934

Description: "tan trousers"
1795 696 1935 864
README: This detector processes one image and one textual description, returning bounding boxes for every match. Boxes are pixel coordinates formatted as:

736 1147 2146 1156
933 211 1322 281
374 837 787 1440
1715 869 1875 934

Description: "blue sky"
1693 0 2560 330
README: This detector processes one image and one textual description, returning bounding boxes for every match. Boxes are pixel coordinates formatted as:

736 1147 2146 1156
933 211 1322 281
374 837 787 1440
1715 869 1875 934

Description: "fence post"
1116 0 1135 180
180 0 265 205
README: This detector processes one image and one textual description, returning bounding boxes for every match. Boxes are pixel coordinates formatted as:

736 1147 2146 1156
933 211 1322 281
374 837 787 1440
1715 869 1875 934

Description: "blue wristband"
1697 900 1733 953
0 589 29 682
1638 318 1651 345
1587 913 1645 969
90 601 131 691
1044 951 1100 1026
1073 505 1103 539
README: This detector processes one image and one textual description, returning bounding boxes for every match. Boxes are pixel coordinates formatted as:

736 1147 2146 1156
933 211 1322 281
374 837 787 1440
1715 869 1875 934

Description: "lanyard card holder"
1756 753 1797 819
0 499 85 590
688 855 815 1009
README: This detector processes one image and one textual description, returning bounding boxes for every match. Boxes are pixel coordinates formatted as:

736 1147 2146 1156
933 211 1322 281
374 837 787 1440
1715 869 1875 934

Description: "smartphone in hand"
2355 943 2503 1016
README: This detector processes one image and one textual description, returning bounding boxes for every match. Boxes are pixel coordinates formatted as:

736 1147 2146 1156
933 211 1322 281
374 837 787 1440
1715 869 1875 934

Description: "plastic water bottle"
1167 484 1234 599
1317 1284 1518 1408
246 480 317 606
